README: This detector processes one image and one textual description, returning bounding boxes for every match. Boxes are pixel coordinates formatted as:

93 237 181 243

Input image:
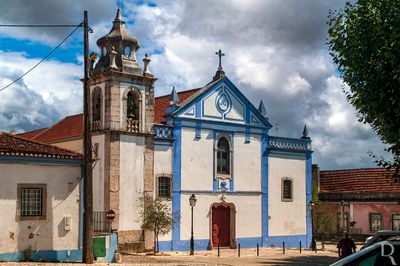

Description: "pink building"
317 167 400 235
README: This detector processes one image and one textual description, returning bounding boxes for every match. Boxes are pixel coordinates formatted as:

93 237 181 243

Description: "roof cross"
215 49 225 70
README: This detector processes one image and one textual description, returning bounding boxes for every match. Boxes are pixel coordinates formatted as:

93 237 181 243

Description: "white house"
0 132 117 262
17 8 313 252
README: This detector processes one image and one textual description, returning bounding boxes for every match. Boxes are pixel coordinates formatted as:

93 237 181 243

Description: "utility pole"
82 10 94 264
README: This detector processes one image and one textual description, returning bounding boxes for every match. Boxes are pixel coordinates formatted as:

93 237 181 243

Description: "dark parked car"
331 237 400 266
362 230 400 249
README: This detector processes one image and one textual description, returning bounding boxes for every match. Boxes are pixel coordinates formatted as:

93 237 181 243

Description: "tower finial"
258 100 267 117
170 86 180 105
213 49 226 81
301 124 310 139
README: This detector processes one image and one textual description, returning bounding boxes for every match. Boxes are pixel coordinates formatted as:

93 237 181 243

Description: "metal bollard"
283 241 285 254
257 243 259 256
238 243 241 257
218 243 220 257
299 241 302 253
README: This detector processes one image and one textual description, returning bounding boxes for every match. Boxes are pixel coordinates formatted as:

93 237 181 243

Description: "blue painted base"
159 235 308 251
0 233 118 262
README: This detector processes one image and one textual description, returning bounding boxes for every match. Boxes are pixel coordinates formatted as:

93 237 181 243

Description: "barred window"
21 188 43 216
92 88 102 122
370 213 382 231
18 184 46 220
217 137 230 175
158 176 171 198
282 178 293 201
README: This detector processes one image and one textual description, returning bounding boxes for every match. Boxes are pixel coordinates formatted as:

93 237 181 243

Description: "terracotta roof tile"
33 114 83 142
319 168 400 193
0 132 83 160
154 88 200 124
16 128 48 140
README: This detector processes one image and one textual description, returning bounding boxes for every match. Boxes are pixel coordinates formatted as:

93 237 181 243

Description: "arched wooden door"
212 205 231 247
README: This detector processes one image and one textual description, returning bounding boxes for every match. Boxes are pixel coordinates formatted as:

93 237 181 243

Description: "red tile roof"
0 132 83 160
16 127 48 140
319 168 400 193
15 88 202 142
33 114 83 143
154 88 200 124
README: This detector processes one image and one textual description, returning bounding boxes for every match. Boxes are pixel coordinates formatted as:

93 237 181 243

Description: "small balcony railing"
153 124 173 140
93 211 111 233
92 120 101 132
127 118 140 133
269 136 311 152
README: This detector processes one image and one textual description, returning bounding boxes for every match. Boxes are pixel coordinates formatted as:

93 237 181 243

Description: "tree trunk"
154 230 157 253
321 233 325 250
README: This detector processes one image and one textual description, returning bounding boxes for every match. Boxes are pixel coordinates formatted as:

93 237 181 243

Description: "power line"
0 24 81 27
0 23 82 93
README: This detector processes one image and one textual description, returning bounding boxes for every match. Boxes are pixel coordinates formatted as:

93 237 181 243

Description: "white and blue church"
83 9 313 252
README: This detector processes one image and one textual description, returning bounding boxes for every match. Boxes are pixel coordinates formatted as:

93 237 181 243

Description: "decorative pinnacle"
258 100 267 117
170 86 180 104
301 124 310 139
113 8 125 24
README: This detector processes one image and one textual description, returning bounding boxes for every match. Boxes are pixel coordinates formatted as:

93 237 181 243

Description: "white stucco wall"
181 128 214 191
268 155 306 236
119 135 145 231
92 134 105 212
233 134 261 191
0 162 81 253
179 193 261 240
154 144 172 178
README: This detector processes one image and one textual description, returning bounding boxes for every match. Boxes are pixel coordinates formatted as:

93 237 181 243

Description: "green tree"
138 193 179 253
313 202 337 250
328 0 400 177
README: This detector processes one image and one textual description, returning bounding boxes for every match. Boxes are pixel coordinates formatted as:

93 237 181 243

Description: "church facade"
18 9 313 252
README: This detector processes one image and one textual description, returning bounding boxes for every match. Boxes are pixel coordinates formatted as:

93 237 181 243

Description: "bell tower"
88 8 156 251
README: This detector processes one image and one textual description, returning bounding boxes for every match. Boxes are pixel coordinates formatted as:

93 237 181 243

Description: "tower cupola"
92 9 141 75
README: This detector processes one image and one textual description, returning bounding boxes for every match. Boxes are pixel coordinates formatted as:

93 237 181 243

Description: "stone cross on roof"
215 49 225 71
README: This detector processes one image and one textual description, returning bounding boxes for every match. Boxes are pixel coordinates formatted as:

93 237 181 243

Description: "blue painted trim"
237 237 262 248
0 156 82 165
0 234 117 263
264 235 308 248
230 131 234 191
195 121 201 139
305 152 313 247
159 239 210 252
184 107 195 116
173 76 272 128
176 117 267 131
261 132 269 246
212 131 218 191
158 235 306 251
172 126 182 248
195 99 201 119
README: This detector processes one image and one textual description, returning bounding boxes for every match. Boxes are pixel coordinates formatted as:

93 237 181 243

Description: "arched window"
125 90 140 132
281 178 293 201
216 136 231 176
92 88 102 131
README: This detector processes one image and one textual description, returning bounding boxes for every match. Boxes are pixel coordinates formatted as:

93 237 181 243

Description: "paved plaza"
0 244 341 266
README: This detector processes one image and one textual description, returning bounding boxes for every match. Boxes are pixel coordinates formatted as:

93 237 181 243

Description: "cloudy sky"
0 0 390 169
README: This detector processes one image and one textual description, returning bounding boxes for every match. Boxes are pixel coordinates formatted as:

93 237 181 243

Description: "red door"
212 205 231 247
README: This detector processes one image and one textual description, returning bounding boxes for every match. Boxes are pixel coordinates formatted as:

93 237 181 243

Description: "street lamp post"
189 194 197 255
308 201 316 252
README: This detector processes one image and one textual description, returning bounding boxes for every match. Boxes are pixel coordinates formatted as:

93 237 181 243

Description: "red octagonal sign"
106 209 116 221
